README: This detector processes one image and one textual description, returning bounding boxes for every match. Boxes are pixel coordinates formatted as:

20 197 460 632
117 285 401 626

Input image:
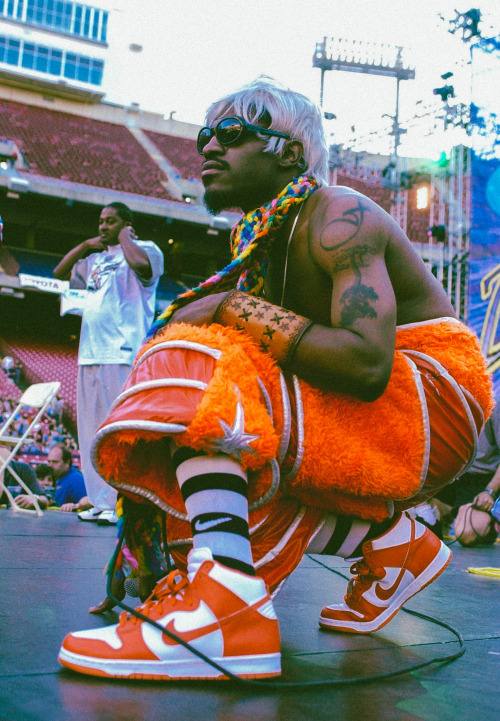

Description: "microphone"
124 577 141 598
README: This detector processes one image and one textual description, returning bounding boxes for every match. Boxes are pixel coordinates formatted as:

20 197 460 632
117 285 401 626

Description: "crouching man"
59 78 492 681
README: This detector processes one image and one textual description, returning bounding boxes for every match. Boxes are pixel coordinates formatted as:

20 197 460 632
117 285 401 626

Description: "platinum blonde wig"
205 77 329 185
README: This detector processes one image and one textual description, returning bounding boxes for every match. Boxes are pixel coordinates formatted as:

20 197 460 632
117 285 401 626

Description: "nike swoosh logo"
374 566 407 601
194 517 232 532
162 618 220 646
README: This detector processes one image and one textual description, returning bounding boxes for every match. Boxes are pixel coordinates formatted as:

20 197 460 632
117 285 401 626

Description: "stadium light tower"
312 37 415 161
313 37 415 230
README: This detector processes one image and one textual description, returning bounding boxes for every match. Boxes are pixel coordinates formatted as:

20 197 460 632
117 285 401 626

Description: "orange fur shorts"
92 317 492 526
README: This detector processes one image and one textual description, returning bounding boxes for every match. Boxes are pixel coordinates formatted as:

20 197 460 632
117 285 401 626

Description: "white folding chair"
0 381 61 516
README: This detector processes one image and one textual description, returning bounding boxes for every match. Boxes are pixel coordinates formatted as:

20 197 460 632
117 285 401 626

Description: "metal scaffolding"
426 145 471 321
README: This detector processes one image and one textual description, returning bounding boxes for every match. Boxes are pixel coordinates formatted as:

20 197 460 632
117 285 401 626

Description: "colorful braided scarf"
147 173 320 338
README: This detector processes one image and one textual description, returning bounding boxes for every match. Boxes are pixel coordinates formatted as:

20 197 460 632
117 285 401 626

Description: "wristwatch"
484 488 495 497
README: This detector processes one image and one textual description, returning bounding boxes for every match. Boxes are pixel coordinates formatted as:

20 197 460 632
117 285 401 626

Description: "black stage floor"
1 508 499 721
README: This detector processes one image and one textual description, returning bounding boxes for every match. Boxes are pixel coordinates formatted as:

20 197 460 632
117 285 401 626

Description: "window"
21 41 35 68
63 50 102 84
0 33 102 84
19 40 65 76
35 45 49 71
82 6 90 36
100 11 107 42
89 57 102 84
48 47 62 74
3 1 108 43
0 36 20 65
0 0 24 17
73 4 81 33
64 51 76 79
91 7 99 40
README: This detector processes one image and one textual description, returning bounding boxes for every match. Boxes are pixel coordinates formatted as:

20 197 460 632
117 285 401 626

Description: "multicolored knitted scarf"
147 173 320 338
108 495 168 585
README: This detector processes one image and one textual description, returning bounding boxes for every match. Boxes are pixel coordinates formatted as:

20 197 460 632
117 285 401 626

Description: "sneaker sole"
77 514 101 522
58 648 281 680
319 542 452 634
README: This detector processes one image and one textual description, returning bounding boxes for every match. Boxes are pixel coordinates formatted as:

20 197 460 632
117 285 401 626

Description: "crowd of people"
0 394 79 458
0 366 86 514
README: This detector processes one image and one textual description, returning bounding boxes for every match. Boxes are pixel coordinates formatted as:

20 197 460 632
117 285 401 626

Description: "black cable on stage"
103 528 466 690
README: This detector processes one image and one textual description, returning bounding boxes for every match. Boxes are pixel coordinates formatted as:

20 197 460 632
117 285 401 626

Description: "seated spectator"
35 463 56 506
48 395 65 424
434 398 500 546
1 356 14 374
0 446 43 507
13 444 89 512
46 443 89 512
1 356 22 384
0 398 14 424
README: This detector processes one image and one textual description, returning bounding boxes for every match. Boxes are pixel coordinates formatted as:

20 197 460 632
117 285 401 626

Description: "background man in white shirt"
53 202 164 523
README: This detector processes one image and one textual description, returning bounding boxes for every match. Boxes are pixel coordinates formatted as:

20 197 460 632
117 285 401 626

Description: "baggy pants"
91 317 492 591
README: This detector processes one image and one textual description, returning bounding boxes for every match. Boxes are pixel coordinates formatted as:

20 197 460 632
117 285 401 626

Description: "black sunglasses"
197 115 290 155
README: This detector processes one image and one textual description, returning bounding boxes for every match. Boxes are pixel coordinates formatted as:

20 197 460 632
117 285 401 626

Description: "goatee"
204 188 239 216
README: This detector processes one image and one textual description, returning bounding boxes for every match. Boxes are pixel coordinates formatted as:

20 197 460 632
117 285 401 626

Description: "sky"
103 0 500 160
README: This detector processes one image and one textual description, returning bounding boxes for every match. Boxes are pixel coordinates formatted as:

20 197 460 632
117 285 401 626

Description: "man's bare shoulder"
301 184 393 269
306 185 390 224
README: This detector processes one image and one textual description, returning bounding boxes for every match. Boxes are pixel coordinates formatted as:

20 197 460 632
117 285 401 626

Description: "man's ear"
278 140 305 170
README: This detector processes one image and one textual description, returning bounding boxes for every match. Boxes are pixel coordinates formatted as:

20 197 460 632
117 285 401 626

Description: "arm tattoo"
333 245 379 325
332 244 377 281
340 285 379 325
320 198 370 251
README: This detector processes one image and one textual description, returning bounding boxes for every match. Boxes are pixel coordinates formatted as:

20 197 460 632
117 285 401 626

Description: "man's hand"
59 497 93 513
117 226 152 279
59 502 79 512
473 490 495 512
168 291 230 327
84 236 107 253
15 494 47 509
53 236 106 280
15 494 36 509
118 226 138 244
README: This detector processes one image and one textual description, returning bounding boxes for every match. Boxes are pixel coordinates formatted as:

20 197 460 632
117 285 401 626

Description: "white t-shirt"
71 240 164 366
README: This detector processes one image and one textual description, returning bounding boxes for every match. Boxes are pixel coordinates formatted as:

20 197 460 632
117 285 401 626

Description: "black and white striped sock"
307 514 397 559
171 445 255 576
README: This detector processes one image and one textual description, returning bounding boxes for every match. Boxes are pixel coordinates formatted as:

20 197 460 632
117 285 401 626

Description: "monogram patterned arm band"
214 290 313 369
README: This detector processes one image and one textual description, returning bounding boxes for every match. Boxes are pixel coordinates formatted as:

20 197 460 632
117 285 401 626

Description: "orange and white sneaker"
58 548 281 680
319 512 452 634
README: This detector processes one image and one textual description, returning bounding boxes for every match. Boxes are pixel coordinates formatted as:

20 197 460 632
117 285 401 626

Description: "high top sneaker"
319 512 452 634
58 548 281 680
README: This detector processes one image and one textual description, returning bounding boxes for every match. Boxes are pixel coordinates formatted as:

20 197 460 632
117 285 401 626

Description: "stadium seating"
1 336 78 429
144 130 202 181
0 98 174 199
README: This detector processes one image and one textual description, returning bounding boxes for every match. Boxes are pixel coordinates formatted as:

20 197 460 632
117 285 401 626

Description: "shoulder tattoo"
320 198 370 251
